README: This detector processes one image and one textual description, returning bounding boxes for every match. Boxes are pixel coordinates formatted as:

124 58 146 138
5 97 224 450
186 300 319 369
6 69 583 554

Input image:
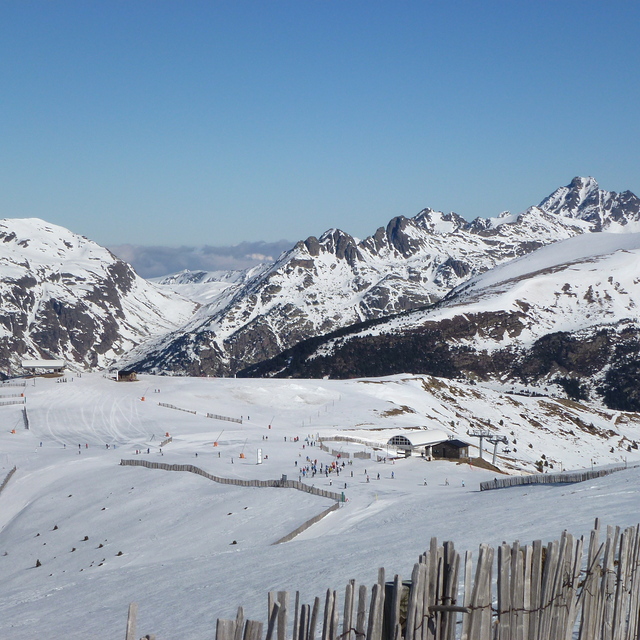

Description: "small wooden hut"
117 369 138 382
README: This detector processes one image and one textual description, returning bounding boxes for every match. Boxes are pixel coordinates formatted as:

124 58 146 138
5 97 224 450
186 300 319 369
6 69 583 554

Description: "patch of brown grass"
380 405 416 417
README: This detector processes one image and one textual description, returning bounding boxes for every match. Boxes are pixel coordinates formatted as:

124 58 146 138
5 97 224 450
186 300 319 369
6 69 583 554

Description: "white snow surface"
459 232 640 290
2 373 640 638
152 266 270 306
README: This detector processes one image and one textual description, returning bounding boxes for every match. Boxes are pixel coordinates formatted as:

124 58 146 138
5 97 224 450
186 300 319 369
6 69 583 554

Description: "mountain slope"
128 177 640 377
0 218 198 373
240 232 640 411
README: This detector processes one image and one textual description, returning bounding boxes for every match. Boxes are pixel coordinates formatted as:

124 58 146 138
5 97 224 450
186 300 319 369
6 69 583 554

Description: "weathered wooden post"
309 597 320 640
266 601 281 640
366 583 383 640
298 604 310 640
404 569 417 640
322 589 333 640
343 580 355 640
216 618 237 640
234 607 245 640
356 585 368 640
244 619 265 640
383 574 402 640
277 591 289 640
292 592 301 640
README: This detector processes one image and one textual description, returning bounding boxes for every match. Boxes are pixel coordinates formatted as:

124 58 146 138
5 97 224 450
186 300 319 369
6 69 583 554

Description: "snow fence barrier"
0 398 25 407
119 459 343 502
157 402 196 415
479 463 639 490
157 401 243 424
0 466 17 497
319 435 372 459
206 412 243 424
127 518 640 640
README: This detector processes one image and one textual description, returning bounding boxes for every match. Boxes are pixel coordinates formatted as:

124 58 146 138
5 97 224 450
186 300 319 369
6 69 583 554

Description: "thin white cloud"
109 240 293 278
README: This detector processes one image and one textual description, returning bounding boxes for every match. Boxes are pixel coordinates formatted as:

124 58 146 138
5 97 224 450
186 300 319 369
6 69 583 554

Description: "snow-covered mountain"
127 177 640 377
2 177 639 381
242 231 640 411
0 219 197 373
152 266 269 307
539 176 640 230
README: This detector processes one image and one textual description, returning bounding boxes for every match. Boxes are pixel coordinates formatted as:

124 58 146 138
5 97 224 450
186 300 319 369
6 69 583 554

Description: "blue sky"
1 1 639 249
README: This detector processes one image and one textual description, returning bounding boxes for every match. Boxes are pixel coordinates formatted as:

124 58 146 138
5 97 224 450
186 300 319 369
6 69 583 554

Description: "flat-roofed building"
21 359 66 374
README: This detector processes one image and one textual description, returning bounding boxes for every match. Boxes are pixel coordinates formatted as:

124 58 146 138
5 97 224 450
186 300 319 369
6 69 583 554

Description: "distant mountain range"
2 177 640 410
241 232 640 411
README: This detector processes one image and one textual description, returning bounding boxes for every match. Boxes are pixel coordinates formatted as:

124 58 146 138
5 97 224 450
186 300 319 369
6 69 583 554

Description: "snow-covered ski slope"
1 373 640 639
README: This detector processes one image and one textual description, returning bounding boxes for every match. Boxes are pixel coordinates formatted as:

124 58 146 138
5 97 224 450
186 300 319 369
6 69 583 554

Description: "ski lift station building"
387 429 470 459
21 359 66 375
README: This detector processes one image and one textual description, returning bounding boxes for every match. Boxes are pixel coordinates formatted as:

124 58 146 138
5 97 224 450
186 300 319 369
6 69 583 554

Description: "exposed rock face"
128 177 640 378
0 218 197 374
539 176 640 228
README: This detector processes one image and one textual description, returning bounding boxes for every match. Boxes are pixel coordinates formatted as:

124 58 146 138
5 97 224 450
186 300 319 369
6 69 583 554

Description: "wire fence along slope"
121 459 343 547
157 401 242 424
126 519 640 640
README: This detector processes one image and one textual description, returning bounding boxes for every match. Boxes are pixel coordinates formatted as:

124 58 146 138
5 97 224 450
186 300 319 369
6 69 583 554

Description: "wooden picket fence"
120 459 344 502
125 519 640 640
0 466 17 497
158 402 197 415
480 464 639 491
207 412 243 424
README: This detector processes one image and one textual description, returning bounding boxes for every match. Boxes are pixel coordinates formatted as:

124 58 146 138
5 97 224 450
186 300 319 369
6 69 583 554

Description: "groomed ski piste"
1 372 640 639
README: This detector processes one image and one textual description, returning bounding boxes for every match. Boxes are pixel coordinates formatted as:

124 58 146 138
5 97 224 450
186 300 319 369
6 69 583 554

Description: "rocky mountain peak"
413 208 467 234
301 228 362 264
384 216 422 257
539 176 640 230
6 177 640 382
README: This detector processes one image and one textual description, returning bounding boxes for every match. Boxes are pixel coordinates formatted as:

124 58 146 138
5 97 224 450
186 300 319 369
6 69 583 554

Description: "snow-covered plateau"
1 372 640 639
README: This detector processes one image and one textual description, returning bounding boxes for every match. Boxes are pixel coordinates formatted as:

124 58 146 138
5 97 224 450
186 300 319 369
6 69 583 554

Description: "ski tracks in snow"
34 383 150 447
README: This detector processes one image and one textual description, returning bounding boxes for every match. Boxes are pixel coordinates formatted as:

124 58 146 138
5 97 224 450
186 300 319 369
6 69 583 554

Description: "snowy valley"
1 177 640 637
2 372 640 638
